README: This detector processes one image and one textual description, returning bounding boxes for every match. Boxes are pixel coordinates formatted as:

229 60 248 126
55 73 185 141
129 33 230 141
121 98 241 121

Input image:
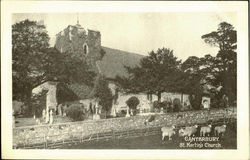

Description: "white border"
1 1 249 159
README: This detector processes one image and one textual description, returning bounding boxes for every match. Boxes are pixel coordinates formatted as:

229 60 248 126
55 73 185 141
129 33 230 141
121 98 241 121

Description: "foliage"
153 101 161 110
65 103 84 121
173 98 181 112
180 22 237 107
56 83 79 104
13 100 26 116
188 95 202 110
126 96 140 110
30 90 47 117
161 100 173 112
12 19 96 104
90 75 113 117
201 22 237 103
12 19 50 102
201 22 237 50
116 48 183 101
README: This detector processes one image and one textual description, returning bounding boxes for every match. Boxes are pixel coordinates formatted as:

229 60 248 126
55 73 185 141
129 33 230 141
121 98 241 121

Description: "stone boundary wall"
13 107 236 148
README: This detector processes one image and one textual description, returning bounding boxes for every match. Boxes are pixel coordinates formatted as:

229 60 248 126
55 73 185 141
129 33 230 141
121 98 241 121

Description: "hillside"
98 46 144 79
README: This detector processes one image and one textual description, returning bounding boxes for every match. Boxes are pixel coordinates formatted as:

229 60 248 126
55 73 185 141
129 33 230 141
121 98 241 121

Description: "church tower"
54 19 102 72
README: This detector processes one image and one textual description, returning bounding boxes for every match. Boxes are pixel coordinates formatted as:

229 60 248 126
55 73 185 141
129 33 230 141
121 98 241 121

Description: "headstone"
58 104 62 116
42 109 46 119
45 110 49 123
160 107 164 114
49 110 53 124
112 107 117 117
126 107 130 117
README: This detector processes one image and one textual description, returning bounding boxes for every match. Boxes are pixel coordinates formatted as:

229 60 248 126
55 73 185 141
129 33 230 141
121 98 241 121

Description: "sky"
12 12 237 61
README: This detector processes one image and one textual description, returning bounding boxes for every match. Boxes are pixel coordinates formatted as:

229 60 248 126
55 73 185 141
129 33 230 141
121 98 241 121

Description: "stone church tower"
54 23 103 72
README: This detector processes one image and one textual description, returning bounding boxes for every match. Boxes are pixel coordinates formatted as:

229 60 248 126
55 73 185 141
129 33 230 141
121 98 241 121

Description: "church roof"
98 46 144 79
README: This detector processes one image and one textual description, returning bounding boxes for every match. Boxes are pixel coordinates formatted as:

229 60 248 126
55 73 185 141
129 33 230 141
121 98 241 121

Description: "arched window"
83 43 88 55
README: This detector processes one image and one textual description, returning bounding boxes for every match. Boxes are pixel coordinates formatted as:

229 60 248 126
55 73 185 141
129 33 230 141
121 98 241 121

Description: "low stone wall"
13 107 236 148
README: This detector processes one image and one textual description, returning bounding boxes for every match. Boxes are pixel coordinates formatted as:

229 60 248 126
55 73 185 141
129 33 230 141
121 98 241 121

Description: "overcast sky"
12 12 236 61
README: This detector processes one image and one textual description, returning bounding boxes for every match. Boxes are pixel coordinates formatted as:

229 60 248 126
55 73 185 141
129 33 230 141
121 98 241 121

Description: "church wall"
54 25 102 71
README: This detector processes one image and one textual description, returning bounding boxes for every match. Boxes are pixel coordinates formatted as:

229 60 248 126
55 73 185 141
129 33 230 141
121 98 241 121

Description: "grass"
61 122 236 149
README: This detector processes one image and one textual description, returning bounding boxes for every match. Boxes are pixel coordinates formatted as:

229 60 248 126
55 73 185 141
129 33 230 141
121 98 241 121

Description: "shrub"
161 100 172 112
189 95 202 110
126 96 140 110
153 101 161 109
65 103 84 121
173 98 181 112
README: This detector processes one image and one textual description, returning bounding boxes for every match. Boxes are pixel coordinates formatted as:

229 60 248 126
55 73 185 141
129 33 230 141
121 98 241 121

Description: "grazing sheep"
214 124 227 136
200 124 212 136
161 125 176 140
179 125 198 137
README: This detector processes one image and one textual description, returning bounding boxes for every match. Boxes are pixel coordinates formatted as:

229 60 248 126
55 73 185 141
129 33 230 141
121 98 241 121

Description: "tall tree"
201 22 237 103
12 19 50 102
117 48 182 102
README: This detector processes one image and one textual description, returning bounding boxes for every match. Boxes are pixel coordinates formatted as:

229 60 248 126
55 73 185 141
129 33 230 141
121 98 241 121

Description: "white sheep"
214 124 227 136
200 124 212 136
161 125 176 140
179 125 198 137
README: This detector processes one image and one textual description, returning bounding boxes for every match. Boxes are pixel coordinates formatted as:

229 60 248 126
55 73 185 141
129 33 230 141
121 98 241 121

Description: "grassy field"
62 122 236 149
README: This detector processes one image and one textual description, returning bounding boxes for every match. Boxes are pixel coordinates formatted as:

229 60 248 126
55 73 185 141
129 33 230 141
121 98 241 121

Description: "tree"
12 19 96 116
202 22 237 103
117 48 182 102
12 19 50 102
90 75 113 118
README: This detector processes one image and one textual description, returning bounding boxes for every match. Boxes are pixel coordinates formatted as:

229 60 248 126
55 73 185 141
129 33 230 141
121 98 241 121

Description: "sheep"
161 125 176 140
214 124 227 136
179 125 198 137
200 124 212 136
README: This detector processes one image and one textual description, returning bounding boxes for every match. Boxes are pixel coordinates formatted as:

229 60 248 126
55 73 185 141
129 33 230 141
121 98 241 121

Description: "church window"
83 43 88 55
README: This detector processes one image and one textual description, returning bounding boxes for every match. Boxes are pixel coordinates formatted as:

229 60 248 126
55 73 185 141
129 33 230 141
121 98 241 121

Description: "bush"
153 101 161 109
173 98 181 112
161 100 173 112
65 103 84 121
126 96 140 110
189 95 202 110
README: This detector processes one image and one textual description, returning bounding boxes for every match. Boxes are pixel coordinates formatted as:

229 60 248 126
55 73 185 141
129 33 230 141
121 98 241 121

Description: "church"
32 22 190 116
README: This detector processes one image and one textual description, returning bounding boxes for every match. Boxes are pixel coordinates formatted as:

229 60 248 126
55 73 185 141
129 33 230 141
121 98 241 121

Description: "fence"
14 117 236 149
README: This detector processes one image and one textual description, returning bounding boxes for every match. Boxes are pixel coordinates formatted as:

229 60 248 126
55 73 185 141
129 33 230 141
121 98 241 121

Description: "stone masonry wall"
13 107 236 148
54 25 102 72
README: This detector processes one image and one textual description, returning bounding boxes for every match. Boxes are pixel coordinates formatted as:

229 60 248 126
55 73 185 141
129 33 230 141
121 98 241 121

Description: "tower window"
83 43 88 55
